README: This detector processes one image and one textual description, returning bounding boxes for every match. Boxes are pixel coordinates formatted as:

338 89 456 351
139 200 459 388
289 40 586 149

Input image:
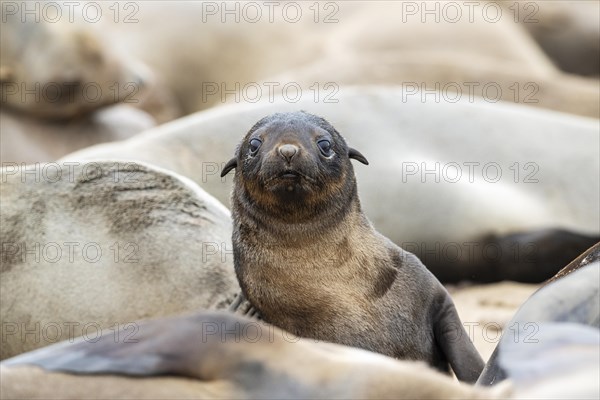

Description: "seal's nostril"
278 144 299 162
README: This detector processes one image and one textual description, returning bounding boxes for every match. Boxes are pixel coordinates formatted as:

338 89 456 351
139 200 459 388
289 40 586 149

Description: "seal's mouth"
281 170 299 179
263 169 316 187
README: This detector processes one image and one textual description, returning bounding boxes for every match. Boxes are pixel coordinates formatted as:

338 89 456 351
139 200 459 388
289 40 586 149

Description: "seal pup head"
221 111 368 221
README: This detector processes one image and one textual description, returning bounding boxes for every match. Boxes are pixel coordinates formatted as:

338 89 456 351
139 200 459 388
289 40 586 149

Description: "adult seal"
221 111 484 383
477 242 600 388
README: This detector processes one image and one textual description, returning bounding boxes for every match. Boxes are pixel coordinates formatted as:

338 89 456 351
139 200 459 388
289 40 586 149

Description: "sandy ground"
448 282 540 361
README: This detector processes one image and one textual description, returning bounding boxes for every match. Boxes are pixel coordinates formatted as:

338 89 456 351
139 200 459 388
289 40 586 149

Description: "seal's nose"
278 144 299 162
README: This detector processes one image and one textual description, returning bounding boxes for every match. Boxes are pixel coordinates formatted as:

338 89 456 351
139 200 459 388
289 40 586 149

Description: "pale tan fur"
0 4 178 121
1 105 155 164
0 364 507 400
0 161 239 359
91 1 597 116
0 312 511 399
494 0 600 77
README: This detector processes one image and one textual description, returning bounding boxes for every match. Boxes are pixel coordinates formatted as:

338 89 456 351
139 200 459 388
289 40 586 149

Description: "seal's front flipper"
435 295 485 383
228 292 263 320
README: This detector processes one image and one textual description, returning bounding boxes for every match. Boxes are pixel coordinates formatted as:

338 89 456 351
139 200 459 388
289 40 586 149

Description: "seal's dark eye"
249 138 262 154
317 139 332 156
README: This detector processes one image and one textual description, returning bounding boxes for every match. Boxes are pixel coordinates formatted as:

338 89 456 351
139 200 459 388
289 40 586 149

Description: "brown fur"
222 111 484 382
544 242 600 286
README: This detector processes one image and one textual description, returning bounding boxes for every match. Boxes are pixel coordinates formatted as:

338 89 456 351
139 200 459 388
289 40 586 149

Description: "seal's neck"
232 184 366 244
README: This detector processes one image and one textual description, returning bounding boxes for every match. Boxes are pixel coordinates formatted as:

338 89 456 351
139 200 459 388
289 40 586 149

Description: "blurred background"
1 0 599 164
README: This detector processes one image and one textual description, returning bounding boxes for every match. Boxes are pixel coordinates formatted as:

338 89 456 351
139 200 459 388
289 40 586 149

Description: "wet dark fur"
222 111 484 382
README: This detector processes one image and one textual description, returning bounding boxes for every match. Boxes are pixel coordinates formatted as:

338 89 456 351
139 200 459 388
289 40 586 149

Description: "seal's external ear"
348 148 369 165
221 157 238 177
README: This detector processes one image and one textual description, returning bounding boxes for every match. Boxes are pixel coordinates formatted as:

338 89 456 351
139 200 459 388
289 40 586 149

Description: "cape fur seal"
0 161 238 359
476 257 599 398
477 241 600 387
0 312 509 400
221 111 484 382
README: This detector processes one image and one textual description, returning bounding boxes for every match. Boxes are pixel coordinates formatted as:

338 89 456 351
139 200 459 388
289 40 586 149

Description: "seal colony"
221 111 484 382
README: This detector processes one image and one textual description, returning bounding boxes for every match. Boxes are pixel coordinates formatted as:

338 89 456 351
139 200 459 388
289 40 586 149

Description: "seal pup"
220 111 484 382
